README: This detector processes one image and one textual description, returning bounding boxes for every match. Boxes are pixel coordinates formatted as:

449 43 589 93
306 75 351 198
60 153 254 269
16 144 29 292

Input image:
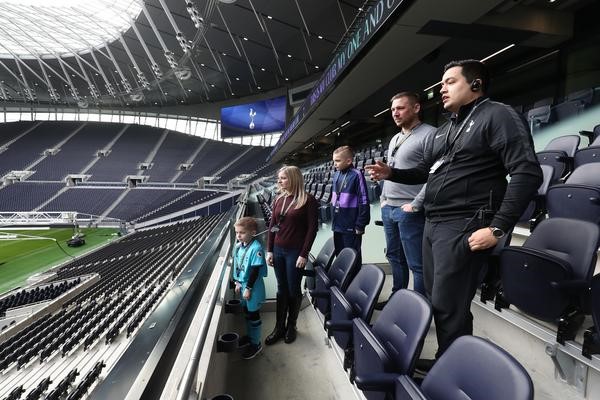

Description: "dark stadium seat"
526 105 552 132
310 247 358 317
394 336 533 400
536 135 580 183
546 163 600 224
497 218 599 344
583 274 600 358
325 264 385 367
518 164 554 230
352 289 432 400
574 142 600 168
580 124 600 146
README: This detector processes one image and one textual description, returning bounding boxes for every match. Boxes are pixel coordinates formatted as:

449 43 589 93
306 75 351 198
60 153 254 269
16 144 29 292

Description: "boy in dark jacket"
330 146 370 262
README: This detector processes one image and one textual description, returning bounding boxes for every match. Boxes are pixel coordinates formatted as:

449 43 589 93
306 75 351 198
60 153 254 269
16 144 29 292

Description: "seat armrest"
325 320 353 332
395 375 428 400
550 279 589 294
309 289 329 298
354 372 398 392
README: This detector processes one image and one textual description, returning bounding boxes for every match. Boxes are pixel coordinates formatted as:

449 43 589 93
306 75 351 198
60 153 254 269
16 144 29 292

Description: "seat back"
314 237 335 271
524 218 599 282
501 218 599 320
547 164 600 224
305 237 335 291
327 247 358 291
574 146 600 168
353 289 432 400
536 151 568 183
420 336 533 400
500 247 572 320
554 101 581 122
313 247 358 315
543 135 580 157
329 264 385 349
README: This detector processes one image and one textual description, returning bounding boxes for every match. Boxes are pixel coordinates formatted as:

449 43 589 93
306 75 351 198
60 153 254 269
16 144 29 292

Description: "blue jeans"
381 204 425 296
273 246 303 297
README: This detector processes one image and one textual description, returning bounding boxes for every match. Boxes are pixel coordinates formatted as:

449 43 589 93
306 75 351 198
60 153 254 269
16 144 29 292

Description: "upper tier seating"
0 121 80 177
32 123 123 181
87 125 163 182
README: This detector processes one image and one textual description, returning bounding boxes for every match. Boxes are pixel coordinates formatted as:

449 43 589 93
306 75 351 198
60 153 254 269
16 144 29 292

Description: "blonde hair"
276 165 308 209
333 145 354 159
234 216 258 232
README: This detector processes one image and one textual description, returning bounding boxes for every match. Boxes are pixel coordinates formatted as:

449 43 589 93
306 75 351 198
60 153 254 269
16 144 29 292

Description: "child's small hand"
235 281 241 294
243 288 251 300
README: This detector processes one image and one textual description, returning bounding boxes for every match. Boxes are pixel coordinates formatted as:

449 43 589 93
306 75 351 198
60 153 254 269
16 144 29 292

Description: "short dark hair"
390 91 420 104
444 59 490 93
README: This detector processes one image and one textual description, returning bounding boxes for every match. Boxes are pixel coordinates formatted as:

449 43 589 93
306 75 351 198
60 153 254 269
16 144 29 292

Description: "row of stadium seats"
305 242 534 400
0 279 81 317
0 215 224 398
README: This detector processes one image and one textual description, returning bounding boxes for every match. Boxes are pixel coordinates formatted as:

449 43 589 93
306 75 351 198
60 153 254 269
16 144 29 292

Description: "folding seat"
309 248 358 317
517 164 554 230
319 184 333 222
583 275 600 358
325 264 385 367
526 105 552 132
546 163 600 224
352 289 432 400
554 101 581 122
496 218 599 344
394 336 533 400
574 139 600 168
309 237 335 271
536 135 580 183
579 124 600 146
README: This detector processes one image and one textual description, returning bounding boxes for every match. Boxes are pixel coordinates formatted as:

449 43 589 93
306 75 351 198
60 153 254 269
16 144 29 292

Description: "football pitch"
0 227 119 295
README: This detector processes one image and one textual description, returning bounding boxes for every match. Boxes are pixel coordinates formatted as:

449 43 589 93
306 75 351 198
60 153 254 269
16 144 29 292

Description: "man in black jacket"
366 60 542 363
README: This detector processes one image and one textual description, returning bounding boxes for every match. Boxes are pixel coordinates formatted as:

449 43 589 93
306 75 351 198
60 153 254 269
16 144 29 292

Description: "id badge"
334 205 340 214
429 157 446 174
270 225 280 233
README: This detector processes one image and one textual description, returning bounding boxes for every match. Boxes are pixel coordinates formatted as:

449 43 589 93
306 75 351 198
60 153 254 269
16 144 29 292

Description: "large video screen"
220 95 287 138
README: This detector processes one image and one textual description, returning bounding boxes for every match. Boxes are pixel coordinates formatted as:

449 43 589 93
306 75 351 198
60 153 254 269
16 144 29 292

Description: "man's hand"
266 252 273 266
296 256 307 269
401 203 415 212
243 288 251 300
467 228 498 251
234 281 241 294
364 160 392 182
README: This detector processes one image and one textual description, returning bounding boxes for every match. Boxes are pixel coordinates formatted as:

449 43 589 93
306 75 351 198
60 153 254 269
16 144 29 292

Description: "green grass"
0 228 118 295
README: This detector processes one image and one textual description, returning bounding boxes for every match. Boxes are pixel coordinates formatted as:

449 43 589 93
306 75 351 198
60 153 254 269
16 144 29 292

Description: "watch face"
492 228 504 238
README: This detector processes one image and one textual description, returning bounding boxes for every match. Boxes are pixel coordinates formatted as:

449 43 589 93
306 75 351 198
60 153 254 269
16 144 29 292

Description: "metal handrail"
175 192 247 400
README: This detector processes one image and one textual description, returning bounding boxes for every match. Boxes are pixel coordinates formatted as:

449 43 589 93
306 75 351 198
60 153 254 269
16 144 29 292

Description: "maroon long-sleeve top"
267 194 318 258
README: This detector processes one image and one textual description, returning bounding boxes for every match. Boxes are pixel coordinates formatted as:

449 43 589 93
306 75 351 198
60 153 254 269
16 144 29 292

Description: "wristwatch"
489 227 505 239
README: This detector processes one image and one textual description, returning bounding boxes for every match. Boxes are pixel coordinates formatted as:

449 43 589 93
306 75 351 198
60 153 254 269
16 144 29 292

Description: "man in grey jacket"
380 92 435 298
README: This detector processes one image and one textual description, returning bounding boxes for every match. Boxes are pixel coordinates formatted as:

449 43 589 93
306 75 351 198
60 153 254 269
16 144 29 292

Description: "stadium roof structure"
0 0 364 108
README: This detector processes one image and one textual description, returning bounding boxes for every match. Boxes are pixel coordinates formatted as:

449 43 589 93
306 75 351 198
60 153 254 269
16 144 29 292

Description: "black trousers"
422 217 492 358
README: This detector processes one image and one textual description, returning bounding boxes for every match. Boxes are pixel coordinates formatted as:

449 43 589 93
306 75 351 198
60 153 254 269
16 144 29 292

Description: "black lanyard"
235 239 255 275
390 122 421 159
444 98 488 155
334 170 349 203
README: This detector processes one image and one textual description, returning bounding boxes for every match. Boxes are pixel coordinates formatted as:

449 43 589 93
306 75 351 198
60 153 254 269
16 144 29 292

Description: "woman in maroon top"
265 166 318 345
